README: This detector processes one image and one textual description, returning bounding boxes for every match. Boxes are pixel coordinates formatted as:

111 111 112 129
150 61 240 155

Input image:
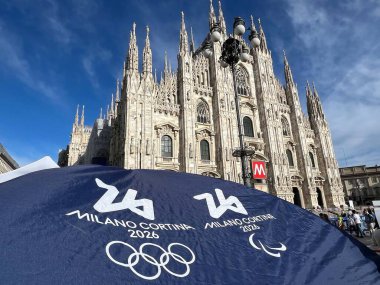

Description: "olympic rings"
105 240 196 280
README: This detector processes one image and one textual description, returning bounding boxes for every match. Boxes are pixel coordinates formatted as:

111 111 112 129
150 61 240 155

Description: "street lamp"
205 16 260 187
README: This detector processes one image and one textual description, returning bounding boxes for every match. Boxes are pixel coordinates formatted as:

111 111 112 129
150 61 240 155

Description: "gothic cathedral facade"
62 2 345 209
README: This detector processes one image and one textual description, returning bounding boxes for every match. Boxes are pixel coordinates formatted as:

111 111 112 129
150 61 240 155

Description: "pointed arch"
309 152 316 168
292 187 302 207
286 149 294 167
235 66 251 97
200 140 210 160
243 116 254 137
197 100 210 124
161 135 173 157
316 187 324 208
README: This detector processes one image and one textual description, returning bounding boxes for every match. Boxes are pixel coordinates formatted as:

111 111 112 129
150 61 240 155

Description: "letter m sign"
252 161 266 179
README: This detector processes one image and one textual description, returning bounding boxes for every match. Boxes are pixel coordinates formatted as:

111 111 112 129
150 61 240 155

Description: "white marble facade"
64 2 345 209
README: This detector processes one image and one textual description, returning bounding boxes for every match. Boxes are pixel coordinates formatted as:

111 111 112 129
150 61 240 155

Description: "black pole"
231 64 251 187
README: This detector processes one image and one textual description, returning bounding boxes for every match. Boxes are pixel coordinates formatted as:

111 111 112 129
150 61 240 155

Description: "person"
368 208 379 229
363 209 375 237
346 211 356 235
327 208 344 230
319 213 330 223
353 210 365 238
338 213 346 231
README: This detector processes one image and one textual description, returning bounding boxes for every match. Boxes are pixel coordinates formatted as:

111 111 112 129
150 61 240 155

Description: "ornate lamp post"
203 17 260 187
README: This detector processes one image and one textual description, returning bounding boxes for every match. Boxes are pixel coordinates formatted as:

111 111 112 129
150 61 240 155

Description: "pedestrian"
369 208 379 229
319 213 330 223
339 213 346 231
347 211 356 235
363 209 375 237
353 210 365 238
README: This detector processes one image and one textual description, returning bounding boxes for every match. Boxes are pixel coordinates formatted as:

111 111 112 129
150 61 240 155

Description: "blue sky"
0 0 379 167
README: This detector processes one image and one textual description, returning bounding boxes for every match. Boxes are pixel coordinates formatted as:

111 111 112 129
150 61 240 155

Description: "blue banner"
0 165 379 284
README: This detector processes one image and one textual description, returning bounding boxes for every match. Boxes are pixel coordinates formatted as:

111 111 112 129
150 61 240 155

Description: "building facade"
60 2 345 208
0 143 19 173
340 165 380 206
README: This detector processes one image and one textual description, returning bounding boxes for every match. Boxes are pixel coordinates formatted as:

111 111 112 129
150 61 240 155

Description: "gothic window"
287 149 294 167
197 100 210 124
236 67 250 97
200 140 210 161
161 135 172 157
281 116 290 136
309 152 315 168
243 116 254 137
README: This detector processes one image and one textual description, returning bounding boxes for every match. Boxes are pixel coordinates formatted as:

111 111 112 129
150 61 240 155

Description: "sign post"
251 161 266 179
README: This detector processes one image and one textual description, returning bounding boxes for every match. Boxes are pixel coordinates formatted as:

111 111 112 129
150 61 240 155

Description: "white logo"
94 178 155 220
254 163 265 175
106 241 196 280
193 188 248 219
249 234 287 258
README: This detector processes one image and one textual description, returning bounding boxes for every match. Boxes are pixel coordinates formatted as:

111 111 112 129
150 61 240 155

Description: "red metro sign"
251 161 267 179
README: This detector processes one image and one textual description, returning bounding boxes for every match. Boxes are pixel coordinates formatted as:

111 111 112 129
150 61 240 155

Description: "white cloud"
82 47 112 89
0 21 62 103
285 0 380 166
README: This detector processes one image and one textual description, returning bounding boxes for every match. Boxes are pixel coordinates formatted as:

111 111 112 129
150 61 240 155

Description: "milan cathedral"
59 1 345 208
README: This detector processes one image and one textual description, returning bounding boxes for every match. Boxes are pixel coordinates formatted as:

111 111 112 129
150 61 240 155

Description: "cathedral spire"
99 107 103 119
164 51 171 79
142 26 152 75
312 82 320 99
218 0 227 35
115 79 120 102
164 51 168 73
80 105 85 126
258 18 268 53
312 82 325 119
250 15 257 31
179 11 189 55
110 93 114 116
209 0 216 29
306 81 312 97
306 81 315 118
126 22 138 72
74 104 79 126
190 27 195 53
283 50 294 86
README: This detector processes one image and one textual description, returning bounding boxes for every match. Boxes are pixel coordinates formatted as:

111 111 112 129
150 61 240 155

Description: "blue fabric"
0 165 379 284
